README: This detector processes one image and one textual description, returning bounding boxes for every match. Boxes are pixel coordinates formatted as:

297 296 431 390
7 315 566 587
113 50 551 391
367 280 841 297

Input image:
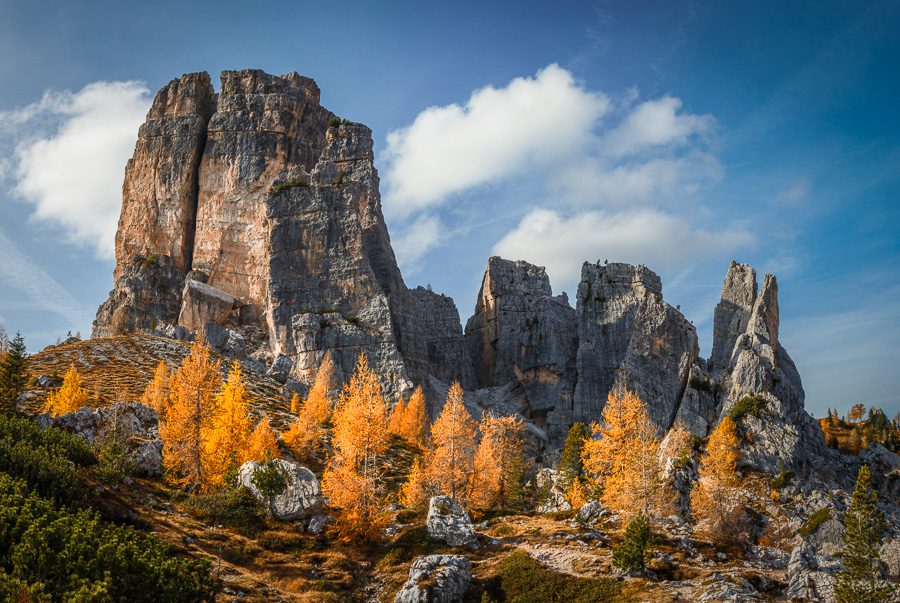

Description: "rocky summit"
94 69 823 466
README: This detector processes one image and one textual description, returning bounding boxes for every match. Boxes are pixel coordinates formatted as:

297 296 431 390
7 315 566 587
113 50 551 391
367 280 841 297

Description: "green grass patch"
480 551 622 602
270 177 309 193
727 394 767 422
183 487 265 534
798 508 831 537
769 467 794 490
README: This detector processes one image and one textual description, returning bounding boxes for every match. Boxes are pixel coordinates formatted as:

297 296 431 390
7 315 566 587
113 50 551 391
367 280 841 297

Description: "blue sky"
0 0 898 417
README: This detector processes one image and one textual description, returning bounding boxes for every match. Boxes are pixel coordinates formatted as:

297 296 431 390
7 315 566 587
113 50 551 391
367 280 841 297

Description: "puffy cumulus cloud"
382 64 610 218
492 208 754 293
601 95 714 157
3 81 152 259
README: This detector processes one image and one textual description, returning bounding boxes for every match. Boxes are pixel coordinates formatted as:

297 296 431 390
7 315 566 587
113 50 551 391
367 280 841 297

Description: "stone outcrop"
709 261 757 374
394 555 472 603
711 267 825 472
37 402 163 477
571 262 698 432
237 458 323 520
465 258 577 431
426 496 475 546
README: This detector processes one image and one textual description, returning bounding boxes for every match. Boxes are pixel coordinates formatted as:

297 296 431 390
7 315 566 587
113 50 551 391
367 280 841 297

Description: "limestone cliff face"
95 68 825 472
465 258 577 431
571 262 698 433
94 73 215 336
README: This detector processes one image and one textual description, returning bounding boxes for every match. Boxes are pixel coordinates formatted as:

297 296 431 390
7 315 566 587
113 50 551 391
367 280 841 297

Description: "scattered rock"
394 555 471 603
306 514 332 535
786 539 840 603
266 354 293 384
237 458 323 520
37 402 163 477
426 496 475 546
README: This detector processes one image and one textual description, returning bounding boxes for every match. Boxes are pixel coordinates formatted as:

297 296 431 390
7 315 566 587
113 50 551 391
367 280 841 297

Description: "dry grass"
21 334 294 429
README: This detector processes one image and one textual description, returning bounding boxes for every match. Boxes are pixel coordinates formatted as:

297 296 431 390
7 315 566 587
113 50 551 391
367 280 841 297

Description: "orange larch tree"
690 416 744 543
321 353 390 542
245 413 280 462
469 413 526 510
387 397 406 436
44 364 89 416
206 361 253 485
426 382 477 504
400 385 428 446
581 388 670 521
159 338 222 492
399 454 429 508
141 361 170 419
283 354 336 460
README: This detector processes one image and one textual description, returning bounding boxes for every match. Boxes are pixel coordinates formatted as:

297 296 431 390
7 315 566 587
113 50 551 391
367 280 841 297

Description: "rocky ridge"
94 69 827 471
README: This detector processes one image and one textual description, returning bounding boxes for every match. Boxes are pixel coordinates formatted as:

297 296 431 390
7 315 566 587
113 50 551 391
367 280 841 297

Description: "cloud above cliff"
383 63 745 284
493 208 754 291
0 81 151 260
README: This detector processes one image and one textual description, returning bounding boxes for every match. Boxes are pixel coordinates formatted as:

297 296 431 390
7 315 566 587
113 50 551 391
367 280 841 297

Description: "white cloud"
549 150 722 207
601 95 714 157
382 64 610 218
0 230 88 327
3 81 152 259
492 208 754 293
392 214 445 274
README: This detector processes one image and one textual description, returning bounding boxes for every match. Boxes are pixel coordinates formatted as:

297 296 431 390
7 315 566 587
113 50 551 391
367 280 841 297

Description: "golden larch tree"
388 397 406 436
691 416 744 543
427 382 477 503
400 385 428 446
321 353 390 542
283 353 335 459
44 364 89 416
245 413 280 462
305 351 335 424
469 413 526 510
141 361 170 419
399 455 429 508
205 361 253 485
582 388 670 521
159 339 221 492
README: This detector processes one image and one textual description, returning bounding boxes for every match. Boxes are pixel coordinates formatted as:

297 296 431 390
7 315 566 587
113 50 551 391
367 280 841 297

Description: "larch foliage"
283 355 335 460
141 361 170 419
245 413 280 462
690 416 744 543
470 413 526 510
159 338 222 492
387 397 406 436
206 361 253 485
400 386 428 446
304 352 335 424
834 465 892 603
427 382 477 504
44 364 89 417
565 476 588 509
582 388 670 521
321 353 390 542
399 455 429 508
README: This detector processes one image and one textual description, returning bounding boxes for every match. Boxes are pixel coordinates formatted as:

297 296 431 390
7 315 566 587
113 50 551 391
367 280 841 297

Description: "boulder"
237 458 323 520
576 501 611 526
880 537 900 579
178 280 238 332
37 402 163 477
394 555 471 603
786 539 840 603
534 468 571 514
266 354 293 384
859 443 900 505
426 496 475 546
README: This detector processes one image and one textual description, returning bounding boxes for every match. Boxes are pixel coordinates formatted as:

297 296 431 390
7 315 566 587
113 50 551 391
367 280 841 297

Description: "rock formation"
237 458 324 520
95 68 827 473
